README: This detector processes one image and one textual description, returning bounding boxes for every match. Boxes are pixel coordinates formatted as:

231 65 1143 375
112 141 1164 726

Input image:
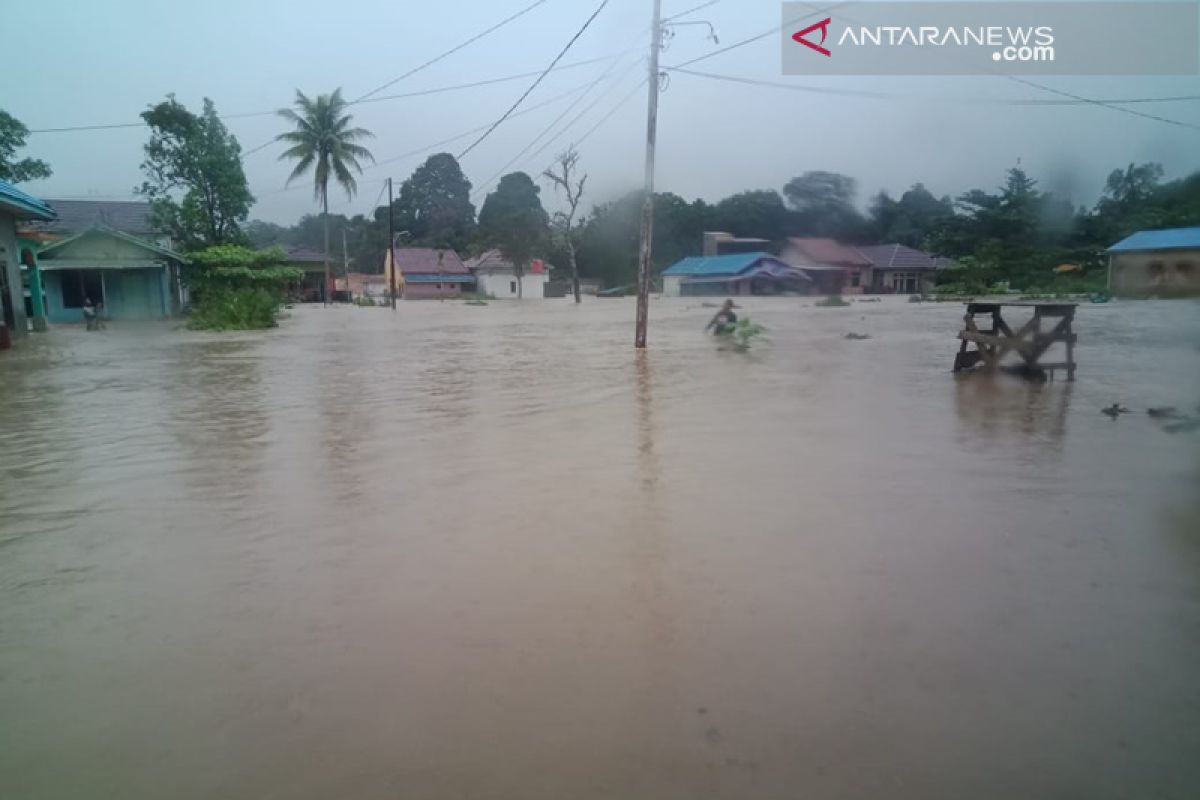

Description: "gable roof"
393 247 467 274
784 238 871 267
23 199 155 236
465 249 554 274
662 252 791 277
38 225 186 262
1108 226 1200 253
0 179 56 221
283 245 327 263
857 243 947 270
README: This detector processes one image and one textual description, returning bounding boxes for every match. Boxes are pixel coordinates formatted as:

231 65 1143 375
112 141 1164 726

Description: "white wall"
476 272 548 299
662 275 682 297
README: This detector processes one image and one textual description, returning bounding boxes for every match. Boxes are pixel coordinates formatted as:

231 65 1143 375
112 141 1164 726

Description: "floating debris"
1102 404 1132 419
1147 407 1181 419
844 333 871 340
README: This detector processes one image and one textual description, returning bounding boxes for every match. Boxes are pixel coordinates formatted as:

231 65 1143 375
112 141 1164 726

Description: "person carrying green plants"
704 298 738 336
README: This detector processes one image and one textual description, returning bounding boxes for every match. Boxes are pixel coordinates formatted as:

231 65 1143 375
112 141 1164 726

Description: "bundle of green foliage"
730 318 766 351
185 245 302 330
816 294 850 307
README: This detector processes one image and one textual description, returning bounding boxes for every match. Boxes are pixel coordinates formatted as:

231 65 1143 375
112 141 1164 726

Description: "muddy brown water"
2 298 1198 799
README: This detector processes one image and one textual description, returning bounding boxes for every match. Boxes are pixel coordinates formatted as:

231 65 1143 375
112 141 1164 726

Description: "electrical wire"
351 0 553 103
456 0 611 160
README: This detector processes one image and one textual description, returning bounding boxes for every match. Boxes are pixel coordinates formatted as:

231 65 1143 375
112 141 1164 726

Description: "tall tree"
711 190 791 241
478 172 549 298
782 171 864 238
0 109 51 184
394 153 476 251
138 97 253 250
542 148 588 303
275 88 374 303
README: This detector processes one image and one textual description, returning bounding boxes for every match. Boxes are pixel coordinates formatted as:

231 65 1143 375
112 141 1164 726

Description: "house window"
510 281 517 293
1177 261 1195 274
850 272 861 287
1148 260 1165 276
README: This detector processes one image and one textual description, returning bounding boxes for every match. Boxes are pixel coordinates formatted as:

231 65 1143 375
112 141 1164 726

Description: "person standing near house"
705 298 738 336
82 297 98 331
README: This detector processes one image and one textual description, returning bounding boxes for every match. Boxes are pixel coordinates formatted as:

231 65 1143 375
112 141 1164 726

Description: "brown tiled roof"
785 237 871 267
394 247 467 274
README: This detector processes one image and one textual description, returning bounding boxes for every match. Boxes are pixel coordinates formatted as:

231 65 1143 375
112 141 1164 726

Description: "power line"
1001 76 1200 131
351 0 553 103
667 67 1200 107
472 52 640 198
456 0 611 160
664 0 720 23
569 77 648 150
667 3 846 70
260 78 598 202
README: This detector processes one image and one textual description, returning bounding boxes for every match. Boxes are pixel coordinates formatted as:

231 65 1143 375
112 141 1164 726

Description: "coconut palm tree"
276 88 374 304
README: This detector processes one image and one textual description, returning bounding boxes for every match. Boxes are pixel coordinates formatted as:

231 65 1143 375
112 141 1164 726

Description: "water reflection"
953 372 1072 452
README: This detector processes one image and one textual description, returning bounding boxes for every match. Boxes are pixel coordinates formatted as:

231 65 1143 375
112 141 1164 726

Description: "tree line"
4 96 1198 304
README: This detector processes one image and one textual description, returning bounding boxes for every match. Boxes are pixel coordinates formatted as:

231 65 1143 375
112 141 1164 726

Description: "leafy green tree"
782 171 863 237
867 183 954 247
185 245 303 330
393 153 476 251
478 172 549 298
138 97 253 249
275 88 374 302
0 109 51 183
711 190 791 241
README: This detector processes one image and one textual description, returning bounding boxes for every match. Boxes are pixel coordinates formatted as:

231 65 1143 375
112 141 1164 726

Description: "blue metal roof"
661 251 783 277
0 179 56 221
1107 226 1200 253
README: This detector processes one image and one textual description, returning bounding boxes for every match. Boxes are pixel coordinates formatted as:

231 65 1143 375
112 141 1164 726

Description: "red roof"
393 247 468 274
784 238 871 267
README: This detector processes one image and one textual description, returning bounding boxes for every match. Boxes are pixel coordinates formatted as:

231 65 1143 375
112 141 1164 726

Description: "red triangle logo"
793 17 832 57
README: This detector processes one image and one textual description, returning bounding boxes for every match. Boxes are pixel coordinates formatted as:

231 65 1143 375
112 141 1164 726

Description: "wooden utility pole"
342 227 350 301
387 177 397 310
634 0 663 349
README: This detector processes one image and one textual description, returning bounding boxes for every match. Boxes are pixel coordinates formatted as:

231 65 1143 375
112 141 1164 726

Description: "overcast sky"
7 0 1199 224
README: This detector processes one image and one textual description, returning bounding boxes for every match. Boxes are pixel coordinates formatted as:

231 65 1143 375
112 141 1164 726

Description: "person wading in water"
705 298 738 336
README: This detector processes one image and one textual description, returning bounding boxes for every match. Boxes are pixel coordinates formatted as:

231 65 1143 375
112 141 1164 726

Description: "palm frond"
284 152 316 186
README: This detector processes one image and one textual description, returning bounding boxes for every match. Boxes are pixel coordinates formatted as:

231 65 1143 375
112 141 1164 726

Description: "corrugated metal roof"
1107 226 1200 253
405 274 475 284
857 243 947 270
0 179 56 221
662 252 781 277
394 247 468 274
23 199 154 235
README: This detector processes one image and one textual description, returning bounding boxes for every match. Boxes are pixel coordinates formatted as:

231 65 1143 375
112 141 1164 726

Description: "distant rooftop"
857 243 953 270
1108 226 1200 253
22 199 155 236
662 252 788 277
784 238 872 267
393 247 468 274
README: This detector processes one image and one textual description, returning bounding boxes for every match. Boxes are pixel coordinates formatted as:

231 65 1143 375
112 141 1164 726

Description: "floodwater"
2 297 1198 799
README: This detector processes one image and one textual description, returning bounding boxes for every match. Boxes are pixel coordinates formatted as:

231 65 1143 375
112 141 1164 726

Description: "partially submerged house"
465 249 550 298
282 246 332 302
661 252 810 297
37 226 187 322
857 243 951 294
779 238 873 295
384 247 474 300
0 179 56 339
1107 226 1200 297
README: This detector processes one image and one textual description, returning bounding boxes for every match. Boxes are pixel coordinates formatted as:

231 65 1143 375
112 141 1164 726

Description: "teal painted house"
0 179 57 338
38 226 186 322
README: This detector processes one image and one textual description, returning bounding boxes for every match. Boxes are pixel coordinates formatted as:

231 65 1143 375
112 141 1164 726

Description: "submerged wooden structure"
953 302 1078 381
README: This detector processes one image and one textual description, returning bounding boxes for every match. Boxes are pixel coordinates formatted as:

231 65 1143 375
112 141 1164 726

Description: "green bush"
187 286 284 330
816 294 850 307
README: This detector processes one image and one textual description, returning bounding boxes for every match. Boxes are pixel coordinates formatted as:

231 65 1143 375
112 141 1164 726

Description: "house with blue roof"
0 179 56 340
1107 226 1200 296
660 252 811 297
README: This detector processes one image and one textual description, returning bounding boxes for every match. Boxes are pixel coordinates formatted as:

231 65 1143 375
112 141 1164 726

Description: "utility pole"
387 177 397 310
342 228 350 302
634 0 663 349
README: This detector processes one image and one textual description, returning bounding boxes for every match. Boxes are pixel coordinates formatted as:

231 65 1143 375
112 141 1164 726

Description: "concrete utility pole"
634 0 663 349
342 227 350 301
387 177 397 310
